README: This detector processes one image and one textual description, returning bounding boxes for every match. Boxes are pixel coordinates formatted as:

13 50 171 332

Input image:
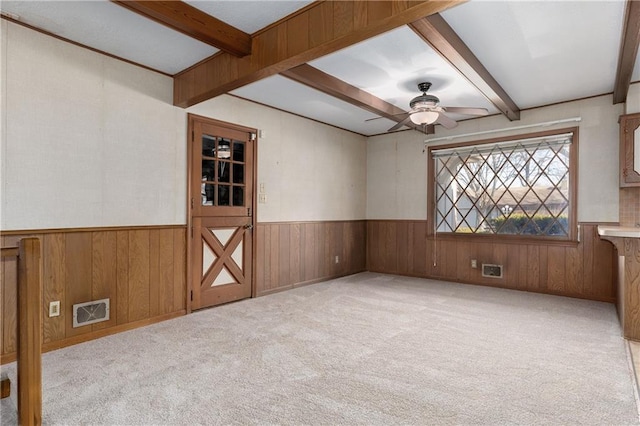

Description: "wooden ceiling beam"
173 0 465 108
613 0 640 104
282 64 432 133
112 1 251 57
410 14 520 121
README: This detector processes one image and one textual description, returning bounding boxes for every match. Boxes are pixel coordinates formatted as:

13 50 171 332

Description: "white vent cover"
73 298 110 328
482 264 503 279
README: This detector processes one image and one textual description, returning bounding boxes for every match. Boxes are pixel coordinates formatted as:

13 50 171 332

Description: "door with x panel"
189 115 255 310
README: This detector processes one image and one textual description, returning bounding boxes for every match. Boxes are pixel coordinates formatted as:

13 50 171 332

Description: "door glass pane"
233 186 244 206
218 161 230 183
233 164 244 184
202 160 215 181
233 142 245 162
197 128 250 211
202 183 215 206
218 139 231 159
202 135 216 158
218 185 230 206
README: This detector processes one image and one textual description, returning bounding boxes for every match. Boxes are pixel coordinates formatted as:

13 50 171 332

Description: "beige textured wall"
366 131 428 220
626 82 640 114
1 21 367 230
367 94 624 222
188 97 367 223
1 21 186 230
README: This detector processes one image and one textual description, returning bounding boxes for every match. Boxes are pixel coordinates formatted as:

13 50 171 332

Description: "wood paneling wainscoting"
255 221 366 296
1 219 615 363
367 221 616 303
1 226 186 364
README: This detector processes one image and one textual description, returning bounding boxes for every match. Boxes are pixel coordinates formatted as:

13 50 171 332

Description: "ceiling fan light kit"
410 109 439 125
377 81 489 132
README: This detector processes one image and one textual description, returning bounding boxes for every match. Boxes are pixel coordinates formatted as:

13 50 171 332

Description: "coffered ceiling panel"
231 75 399 136
184 1 314 34
1 0 217 74
440 1 628 108
309 25 500 123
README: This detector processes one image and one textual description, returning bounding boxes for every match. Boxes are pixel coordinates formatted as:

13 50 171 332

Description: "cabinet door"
621 113 640 187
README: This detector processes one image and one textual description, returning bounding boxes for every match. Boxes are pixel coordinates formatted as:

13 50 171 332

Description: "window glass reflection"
233 164 244 184
218 139 231 159
233 142 245 162
218 161 230 183
202 135 216 158
218 185 230 206
201 183 215 206
233 186 244 206
202 160 215 181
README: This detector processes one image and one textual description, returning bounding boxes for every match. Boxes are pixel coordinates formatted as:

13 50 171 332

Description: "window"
429 129 577 239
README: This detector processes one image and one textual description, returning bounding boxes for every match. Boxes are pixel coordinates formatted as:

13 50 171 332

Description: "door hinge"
191 197 194 209
247 207 251 217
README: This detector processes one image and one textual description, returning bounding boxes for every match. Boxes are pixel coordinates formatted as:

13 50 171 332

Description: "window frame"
426 127 579 243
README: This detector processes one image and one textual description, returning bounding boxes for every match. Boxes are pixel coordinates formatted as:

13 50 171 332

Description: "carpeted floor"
1 272 639 425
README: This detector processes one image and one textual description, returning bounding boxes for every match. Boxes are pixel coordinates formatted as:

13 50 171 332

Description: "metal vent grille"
73 298 110 328
482 264 503 279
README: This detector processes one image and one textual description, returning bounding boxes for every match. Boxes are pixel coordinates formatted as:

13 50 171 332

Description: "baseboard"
256 269 367 297
369 268 617 304
0 311 186 365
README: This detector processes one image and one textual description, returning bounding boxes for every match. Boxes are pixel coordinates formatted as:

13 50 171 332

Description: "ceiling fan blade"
441 106 489 116
387 115 412 132
365 112 408 122
435 113 458 129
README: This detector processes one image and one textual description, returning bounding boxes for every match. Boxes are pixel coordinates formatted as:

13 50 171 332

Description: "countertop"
597 225 640 238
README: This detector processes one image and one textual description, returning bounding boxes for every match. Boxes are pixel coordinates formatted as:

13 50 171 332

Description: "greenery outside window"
429 128 577 240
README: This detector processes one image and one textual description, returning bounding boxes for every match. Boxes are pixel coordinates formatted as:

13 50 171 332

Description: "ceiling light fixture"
410 109 439 125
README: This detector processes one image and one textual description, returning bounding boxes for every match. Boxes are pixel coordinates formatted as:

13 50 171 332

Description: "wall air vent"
73 298 110 328
482 264 503 279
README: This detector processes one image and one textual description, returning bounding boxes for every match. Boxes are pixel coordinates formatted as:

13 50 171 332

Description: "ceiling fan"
378 82 489 132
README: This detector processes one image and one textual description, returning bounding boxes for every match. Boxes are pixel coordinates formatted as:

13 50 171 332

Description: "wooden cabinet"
600 235 640 341
620 113 640 187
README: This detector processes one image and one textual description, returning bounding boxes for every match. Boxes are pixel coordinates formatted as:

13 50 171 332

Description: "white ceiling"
0 0 313 74
441 0 629 108
1 0 217 74
308 26 500 119
184 1 313 34
1 0 638 136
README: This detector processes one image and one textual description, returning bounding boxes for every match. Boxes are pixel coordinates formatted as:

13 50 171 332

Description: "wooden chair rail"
2 238 42 425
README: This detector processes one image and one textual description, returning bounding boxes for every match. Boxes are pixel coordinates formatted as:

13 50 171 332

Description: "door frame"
186 113 258 313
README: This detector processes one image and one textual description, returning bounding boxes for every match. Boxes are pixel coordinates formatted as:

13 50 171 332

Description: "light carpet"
1 272 638 425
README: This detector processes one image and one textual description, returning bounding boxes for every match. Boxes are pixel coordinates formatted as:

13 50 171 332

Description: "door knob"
244 224 254 230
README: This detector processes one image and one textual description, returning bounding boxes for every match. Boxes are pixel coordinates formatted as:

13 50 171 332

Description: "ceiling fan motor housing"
410 94 439 109
417 82 432 92
410 81 439 109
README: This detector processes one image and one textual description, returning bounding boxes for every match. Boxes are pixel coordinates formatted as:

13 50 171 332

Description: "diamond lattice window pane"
432 133 573 238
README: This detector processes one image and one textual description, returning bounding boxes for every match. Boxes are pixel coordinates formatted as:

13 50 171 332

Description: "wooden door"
192 216 252 309
188 115 255 310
